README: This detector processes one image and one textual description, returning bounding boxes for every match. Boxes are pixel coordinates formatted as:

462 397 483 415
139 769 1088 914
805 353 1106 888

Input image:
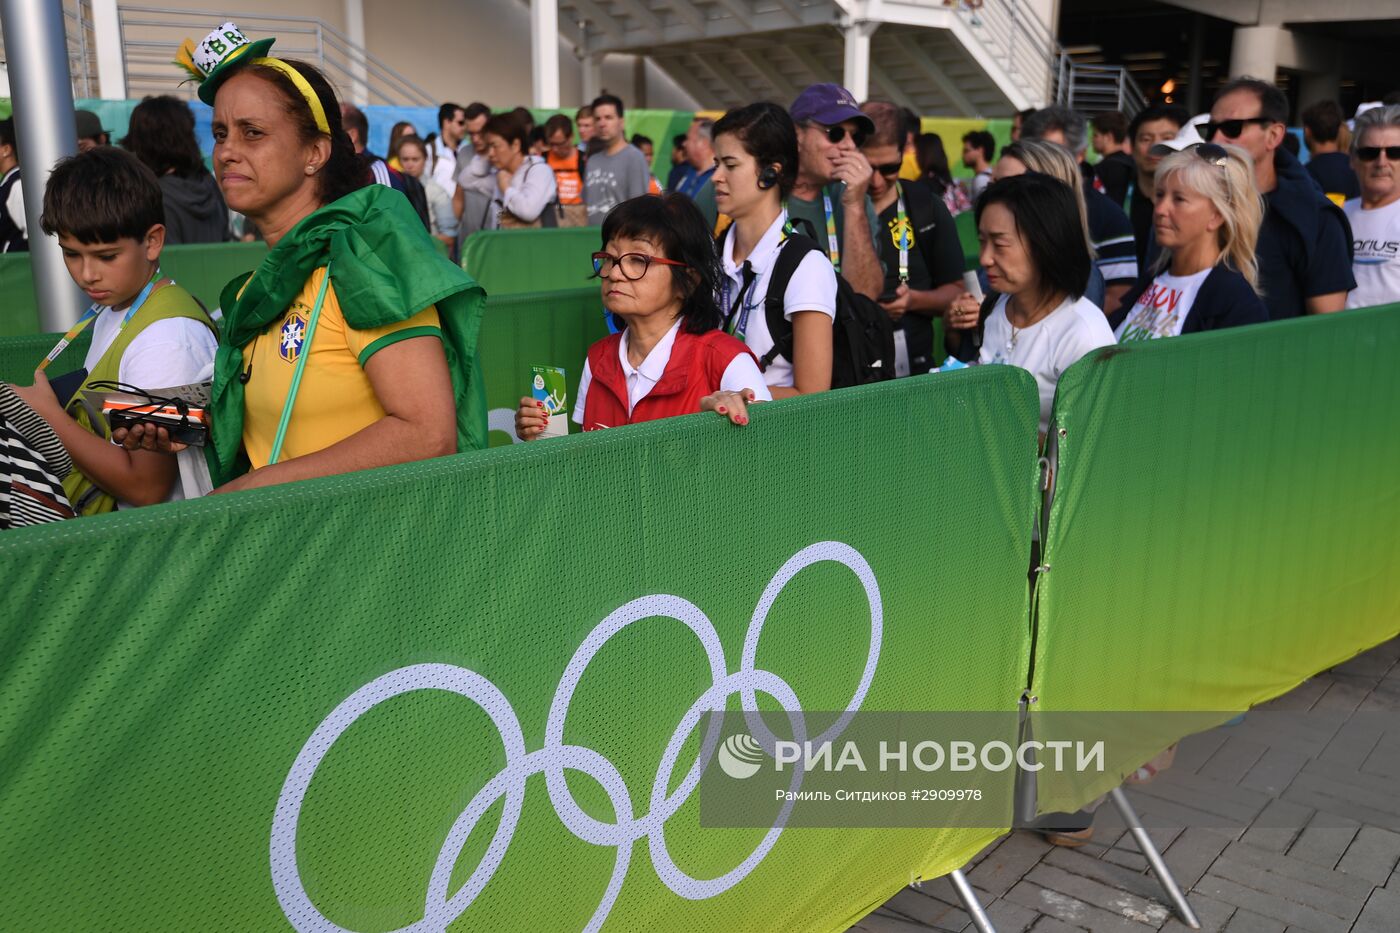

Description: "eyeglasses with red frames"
591 251 688 281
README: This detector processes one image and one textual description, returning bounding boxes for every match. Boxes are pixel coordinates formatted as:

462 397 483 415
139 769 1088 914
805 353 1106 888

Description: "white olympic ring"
270 541 882 931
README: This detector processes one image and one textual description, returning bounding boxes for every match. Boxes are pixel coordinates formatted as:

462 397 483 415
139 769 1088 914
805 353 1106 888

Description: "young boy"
8 146 218 513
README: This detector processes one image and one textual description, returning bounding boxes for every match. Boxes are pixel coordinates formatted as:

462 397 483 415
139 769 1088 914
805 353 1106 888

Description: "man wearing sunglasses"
860 101 966 376
1204 77 1353 318
1344 104 1400 309
787 84 886 301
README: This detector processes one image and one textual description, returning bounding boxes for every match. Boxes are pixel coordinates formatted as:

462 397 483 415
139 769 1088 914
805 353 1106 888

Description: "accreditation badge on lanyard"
890 184 912 285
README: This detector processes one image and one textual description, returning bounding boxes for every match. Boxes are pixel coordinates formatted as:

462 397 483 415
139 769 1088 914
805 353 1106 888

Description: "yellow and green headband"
174 22 331 136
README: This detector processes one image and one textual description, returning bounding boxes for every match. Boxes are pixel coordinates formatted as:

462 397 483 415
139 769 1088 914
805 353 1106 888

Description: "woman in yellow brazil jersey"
118 22 486 492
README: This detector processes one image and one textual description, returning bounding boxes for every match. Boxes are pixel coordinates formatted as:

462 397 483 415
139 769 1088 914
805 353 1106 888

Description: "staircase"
2 5 434 106
1054 54 1148 118
549 0 1061 116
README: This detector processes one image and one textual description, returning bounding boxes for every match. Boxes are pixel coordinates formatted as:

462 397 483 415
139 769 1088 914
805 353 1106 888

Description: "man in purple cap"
788 83 886 300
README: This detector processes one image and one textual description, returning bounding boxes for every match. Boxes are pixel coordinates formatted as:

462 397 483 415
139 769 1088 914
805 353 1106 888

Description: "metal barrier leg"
949 868 998 933
1109 787 1201 929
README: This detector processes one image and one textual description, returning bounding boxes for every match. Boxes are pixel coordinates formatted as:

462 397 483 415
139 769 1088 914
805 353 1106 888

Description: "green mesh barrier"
0 367 1039 932
1031 305 1400 814
461 227 602 297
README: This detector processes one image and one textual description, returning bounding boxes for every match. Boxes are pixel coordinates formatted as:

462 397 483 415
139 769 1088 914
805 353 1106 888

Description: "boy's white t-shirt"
82 307 218 506
718 211 837 388
1115 268 1212 341
1343 197 1400 310
979 294 1116 435
573 319 772 424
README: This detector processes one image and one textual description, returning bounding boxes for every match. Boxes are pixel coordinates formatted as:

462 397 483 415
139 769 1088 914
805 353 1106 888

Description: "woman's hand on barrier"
700 389 757 426
945 292 981 331
112 422 188 454
515 396 550 440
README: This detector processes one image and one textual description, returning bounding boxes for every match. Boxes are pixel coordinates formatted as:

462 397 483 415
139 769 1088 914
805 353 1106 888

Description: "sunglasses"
1189 142 1230 166
1357 146 1400 162
872 161 902 177
1199 116 1274 140
591 251 688 281
808 123 868 148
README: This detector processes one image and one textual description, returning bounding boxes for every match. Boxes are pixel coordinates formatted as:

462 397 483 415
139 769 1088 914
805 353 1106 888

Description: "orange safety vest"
547 149 584 205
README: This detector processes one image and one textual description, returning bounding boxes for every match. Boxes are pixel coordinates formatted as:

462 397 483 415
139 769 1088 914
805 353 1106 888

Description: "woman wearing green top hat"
119 23 486 492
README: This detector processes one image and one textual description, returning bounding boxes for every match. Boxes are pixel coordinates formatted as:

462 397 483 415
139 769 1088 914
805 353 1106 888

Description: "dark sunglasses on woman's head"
809 123 868 148
591 251 688 281
1357 145 1400 162
1199 116 1273 140
1189 142 1230 166
873 161 902 177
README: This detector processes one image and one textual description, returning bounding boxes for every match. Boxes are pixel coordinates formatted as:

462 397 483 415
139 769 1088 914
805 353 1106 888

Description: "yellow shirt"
899 148 922 182
241 267 442 468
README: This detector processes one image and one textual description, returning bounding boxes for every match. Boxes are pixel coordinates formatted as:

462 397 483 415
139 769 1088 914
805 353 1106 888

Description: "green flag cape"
207 185 487 485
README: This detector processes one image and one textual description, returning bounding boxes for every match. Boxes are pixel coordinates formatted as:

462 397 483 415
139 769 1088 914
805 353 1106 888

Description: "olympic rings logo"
270 541 882 932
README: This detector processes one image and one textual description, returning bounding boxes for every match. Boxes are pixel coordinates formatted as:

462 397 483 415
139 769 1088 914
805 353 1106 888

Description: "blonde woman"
1111 143 1268 340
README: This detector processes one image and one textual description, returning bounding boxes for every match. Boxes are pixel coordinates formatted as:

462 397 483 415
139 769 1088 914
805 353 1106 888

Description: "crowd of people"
1 19 1399 530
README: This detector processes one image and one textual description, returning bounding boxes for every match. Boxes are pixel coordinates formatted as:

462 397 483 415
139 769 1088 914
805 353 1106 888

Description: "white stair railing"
948 0 1058 107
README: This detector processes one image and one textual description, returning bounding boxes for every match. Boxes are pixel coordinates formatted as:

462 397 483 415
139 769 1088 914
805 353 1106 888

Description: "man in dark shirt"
1125 105 1190 269
1301 100 1361 204
861 102 965 374
1205 78 1354 318
1091 111 1136 206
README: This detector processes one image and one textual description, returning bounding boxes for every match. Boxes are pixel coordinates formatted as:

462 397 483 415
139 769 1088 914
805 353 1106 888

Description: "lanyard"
721 262 760 341
890 183 911 285
821 190 841 272
39 271 162 371
268 263 333 466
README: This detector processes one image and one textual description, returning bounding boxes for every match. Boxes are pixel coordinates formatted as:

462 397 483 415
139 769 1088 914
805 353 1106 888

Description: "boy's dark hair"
121 95 206 178
1216 76 1289 125
1300 100 1343 143
591 94 625 118
529 126 547 148
41 146 165 243
631 133 653 148
1129 104 1190 141
0 117 16 151
712 101 800 197
238 58 366 204
544 113 574 139
1091 110 1129 143
975 172 1090 301
962 129 995 161
438 102 464 130
464 101 491 122
482 110 531 155
599 194 722 335
672 134 687 150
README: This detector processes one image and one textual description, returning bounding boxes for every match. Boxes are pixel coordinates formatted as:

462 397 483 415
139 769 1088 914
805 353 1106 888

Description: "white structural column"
0 0 85 329
843 22 879 101
343 0 369 106
89 0 127 99
583 53 604 105
531 0 561 109
1230 24 1282 81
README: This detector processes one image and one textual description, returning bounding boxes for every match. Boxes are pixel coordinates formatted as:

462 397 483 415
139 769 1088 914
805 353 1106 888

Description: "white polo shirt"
573 319 772 424
719 211 838 388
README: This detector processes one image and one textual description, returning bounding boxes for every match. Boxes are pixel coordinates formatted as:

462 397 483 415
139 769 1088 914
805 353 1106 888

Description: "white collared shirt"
718 211 837 388
427 137 459 197
573 319 771 423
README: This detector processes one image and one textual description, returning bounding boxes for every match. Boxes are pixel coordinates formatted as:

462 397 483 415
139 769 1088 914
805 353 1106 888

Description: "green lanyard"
267 263 332 466
821 190 841 273
890 183 911 285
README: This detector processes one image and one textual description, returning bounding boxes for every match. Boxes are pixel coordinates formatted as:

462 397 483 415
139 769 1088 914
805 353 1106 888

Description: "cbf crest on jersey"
279 311 308 363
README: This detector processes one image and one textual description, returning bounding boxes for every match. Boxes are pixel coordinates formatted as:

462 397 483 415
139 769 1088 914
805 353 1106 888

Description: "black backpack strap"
760 233 820 371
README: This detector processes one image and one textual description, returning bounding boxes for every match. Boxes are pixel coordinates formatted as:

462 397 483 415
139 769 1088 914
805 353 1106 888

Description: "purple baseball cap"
790 83 875 133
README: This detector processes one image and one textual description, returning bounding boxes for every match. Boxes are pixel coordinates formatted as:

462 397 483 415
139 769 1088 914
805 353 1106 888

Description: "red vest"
582 329 758 431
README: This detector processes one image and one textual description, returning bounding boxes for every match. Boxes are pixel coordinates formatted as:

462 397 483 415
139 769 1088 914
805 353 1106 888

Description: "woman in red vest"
516 194 770 438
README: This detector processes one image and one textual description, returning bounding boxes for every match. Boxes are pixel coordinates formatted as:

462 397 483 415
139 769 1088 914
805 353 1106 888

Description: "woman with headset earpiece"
712 102 838 398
